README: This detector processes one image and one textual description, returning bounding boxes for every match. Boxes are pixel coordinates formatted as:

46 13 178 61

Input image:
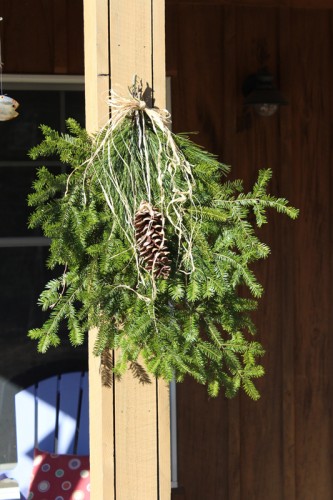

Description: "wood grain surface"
166 0 333 9
168 3 333 500
0 0 84 74
85 1 170 499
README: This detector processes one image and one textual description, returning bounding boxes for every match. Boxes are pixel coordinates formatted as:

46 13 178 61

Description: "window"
0 75 86 381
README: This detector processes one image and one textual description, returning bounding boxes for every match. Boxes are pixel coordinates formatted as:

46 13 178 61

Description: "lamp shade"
243 68 287 116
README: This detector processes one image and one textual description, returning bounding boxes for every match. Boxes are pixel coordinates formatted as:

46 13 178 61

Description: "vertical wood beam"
84 1 112 496
84 0 110 132
84 1 170 498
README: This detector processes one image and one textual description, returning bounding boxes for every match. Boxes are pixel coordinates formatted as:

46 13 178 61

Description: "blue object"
1 372 89 499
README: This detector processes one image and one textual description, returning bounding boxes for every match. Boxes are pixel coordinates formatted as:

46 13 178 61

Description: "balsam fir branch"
28 87 298 400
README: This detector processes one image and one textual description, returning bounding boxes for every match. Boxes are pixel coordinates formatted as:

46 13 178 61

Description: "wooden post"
83 1 170 499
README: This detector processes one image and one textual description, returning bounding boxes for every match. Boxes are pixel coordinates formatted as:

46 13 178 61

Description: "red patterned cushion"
28 448 90 500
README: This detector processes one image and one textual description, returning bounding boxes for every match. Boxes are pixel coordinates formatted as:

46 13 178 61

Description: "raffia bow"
81 79 198 293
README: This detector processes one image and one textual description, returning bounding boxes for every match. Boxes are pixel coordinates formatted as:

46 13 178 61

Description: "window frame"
0 74 85 247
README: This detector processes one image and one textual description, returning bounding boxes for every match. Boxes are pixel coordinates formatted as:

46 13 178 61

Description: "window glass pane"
0 91 61 161
0 90 85 161
0 166 63 237
0 247 53 334
0 247 87 382
65 91 85 127
0 87 87 384
0 89 84 237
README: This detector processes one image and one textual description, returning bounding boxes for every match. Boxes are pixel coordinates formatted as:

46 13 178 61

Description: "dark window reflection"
0 88 87 384
0 247 54 334
0 245 88 383
0 90 85 161
65 91 86 125
0 166 65 237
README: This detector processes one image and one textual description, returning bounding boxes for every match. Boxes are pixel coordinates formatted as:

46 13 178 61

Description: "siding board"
278 8 296 500
166 0 333 9
233 7 283 500
167 3 333 500
290 10 333 499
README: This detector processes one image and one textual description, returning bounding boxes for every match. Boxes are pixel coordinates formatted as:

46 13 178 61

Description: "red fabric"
28 448 90 500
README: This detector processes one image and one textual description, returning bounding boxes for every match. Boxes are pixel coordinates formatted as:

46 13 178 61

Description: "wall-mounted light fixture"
243 67 287 117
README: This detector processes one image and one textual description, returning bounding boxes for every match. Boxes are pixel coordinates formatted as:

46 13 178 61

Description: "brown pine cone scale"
134 201 171 279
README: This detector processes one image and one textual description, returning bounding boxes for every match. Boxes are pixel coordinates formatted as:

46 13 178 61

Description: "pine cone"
134 201 171 279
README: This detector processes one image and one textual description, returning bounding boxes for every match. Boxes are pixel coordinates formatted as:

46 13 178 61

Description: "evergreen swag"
28 88 298 400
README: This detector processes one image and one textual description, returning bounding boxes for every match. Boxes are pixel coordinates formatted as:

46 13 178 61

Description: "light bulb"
254 103 278 117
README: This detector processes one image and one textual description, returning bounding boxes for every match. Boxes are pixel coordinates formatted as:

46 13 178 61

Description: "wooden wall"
167 3 333 500
0 0 84 74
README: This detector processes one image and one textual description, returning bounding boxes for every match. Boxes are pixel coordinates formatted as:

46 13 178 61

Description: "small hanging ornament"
134 201 171 279
0 94 19 121
0 18 19 121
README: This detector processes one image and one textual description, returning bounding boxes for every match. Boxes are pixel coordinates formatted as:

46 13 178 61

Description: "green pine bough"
28 97 298 400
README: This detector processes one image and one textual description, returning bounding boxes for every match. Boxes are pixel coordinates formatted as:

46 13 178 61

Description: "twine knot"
138 100 146 110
